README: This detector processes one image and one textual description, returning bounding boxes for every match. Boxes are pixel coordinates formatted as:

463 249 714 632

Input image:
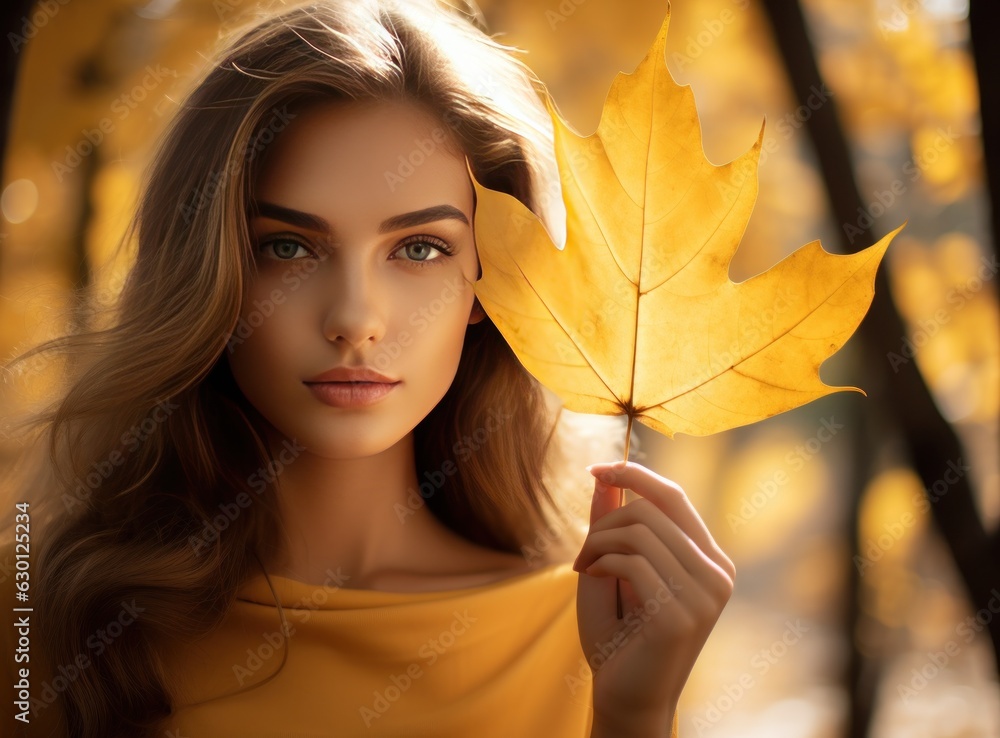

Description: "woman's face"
227 99 483 458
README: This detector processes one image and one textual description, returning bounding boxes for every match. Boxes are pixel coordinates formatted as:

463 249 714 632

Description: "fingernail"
598 469 617 484
586 461 617 471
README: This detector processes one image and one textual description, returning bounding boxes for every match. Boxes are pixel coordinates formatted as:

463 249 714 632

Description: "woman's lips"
304 381 399 408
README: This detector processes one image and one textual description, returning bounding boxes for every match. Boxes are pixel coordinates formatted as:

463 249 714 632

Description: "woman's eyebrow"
249 200 469 234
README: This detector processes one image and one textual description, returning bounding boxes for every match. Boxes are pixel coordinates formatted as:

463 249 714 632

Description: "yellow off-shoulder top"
2 543 680 737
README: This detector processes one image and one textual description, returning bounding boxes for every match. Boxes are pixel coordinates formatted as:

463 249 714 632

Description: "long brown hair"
0 1 602 736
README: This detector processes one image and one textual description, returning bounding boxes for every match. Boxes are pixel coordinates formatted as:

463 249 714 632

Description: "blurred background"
0 0 997 736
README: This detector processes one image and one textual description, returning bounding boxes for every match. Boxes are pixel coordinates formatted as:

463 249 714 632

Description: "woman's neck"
256 430 547 589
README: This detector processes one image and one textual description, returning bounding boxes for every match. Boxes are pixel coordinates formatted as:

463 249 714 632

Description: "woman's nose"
320 260 388 348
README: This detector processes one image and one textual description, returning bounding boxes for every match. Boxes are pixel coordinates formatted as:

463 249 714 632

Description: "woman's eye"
395 237 455 266
258 237 311 261
255 235 453 265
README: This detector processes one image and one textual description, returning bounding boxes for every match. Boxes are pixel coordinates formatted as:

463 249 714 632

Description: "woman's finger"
577 497 733 602
582 551 694 632
588 461 735 580
575 524 689 606
588 466 621 527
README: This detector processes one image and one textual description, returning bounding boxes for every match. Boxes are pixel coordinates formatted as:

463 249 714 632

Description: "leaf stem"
615 413 634 619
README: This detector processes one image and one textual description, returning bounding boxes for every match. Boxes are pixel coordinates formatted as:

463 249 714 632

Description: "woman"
0 1 734 735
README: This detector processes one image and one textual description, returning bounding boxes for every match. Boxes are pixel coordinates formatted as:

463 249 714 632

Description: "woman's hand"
573 460 736 736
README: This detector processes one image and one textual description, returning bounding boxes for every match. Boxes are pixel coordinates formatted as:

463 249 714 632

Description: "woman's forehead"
250 99 473 234
257 99 458 175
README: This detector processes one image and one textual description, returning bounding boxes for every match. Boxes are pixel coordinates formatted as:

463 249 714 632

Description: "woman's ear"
469 297 486 325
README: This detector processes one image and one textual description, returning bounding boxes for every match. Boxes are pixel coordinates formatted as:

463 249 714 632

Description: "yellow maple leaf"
468 4 902 441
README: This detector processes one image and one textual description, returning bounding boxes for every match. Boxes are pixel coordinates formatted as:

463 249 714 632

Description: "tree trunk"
759 1 999 735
